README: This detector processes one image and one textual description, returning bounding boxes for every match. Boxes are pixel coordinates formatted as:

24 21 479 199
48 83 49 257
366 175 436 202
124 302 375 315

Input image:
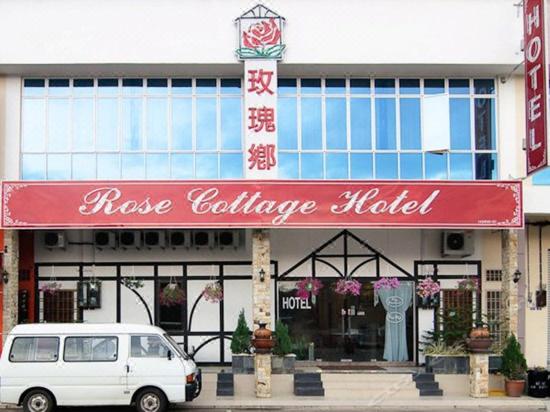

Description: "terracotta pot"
253 322 272 340
505 379 525 397
466 337 492 353
252 322 274 354
469 326 490 339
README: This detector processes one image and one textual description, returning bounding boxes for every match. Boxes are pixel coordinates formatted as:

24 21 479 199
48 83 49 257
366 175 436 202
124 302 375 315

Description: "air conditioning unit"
119 230 142 249
144 230 166 248
168 230 190 249
44 231 65 249
441 231 474 257
94 231 117 249
192 230 215 249
217 230 240 249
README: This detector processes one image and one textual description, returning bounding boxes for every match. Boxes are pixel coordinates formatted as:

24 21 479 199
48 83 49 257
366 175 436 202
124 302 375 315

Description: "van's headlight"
186 373 195 384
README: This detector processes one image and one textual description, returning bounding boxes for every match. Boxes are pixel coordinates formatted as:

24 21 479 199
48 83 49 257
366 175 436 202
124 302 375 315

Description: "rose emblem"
237 18 285 59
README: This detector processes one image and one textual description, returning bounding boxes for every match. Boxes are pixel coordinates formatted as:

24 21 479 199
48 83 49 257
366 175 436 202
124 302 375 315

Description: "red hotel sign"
1 181 522 229
525 0 549 174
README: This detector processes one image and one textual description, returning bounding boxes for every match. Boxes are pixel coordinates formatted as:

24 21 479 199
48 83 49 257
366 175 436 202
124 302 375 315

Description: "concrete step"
415 381 440 391
321 374 413 383
217 372 234 382
294 372 322 382
324 389 420 399
295 386 325 396
216 387 234 397
413 373 435 382
419 388 444 396
294 381 324 390
323 381 417 390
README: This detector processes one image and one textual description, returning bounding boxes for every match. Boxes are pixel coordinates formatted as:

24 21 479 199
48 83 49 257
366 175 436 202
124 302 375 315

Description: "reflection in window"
220 153 243 178
171 154 194 179
301 153 323 179
73 154 95 180
47 154 71 180
196 98 217 150
278 97 297 150
475 98 495 150
10 337 59 362
196 153 218 179
475 153 497 180
326 152 348 179
400 99 421 150
73 99 94 151
122 98 143 151
22 99 46 152
450 99 471 150
172 98 192 150
400 153 422 179
350 153 373 179
425 153 448 180
146 98 168 150
532 167 550 185
326 98 347 150
375 99 396 149
98 154 120 179
350 98 371 149
450 153 473 180
221 98 242 150
375 153 398 179
301 98 322 149
22 154 46 180
146 154 170 179
279 152 299 179
122 154 145 179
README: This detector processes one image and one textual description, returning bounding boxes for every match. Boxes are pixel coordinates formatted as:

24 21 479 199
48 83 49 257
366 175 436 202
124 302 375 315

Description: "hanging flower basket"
40 281 61 296
203 282 224 303
458 278 479 292
295 277 323 302
373 277 401 291
335 279 362 296
160 283 185 307
416 277 441 308
122 277 144 290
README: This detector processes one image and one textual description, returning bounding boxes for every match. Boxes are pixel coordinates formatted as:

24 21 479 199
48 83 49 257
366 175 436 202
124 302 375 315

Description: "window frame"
129 334 171 359
63 335 119 363
9 336 60 363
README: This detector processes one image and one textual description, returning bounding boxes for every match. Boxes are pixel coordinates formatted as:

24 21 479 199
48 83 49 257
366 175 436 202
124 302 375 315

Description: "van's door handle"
125 365 130 373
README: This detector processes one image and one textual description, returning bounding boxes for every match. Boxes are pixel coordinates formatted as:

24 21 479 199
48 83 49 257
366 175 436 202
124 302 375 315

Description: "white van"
0 323 201 412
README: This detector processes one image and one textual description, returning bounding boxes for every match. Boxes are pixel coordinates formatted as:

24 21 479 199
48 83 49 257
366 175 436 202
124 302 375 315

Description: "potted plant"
40 281 61 295
295 277 323 304
423 342 469 374
335 278 362 296
231 309 253 374
500 334 527 397
159 282 185 307
203 281 223 303
416 277 440 308
467 320 492 353
272 320 296 373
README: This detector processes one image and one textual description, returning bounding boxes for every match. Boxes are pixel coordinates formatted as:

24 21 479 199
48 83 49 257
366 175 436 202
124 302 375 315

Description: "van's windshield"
163 334 189 360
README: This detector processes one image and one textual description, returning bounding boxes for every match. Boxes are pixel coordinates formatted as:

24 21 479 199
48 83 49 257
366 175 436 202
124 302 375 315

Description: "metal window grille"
42 290 77 323
486 290 501 344
485 269 502 282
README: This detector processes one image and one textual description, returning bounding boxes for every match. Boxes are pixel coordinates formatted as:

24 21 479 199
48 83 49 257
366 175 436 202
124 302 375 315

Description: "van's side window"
64 336 118 362
130 335 169 358
9 337 59 362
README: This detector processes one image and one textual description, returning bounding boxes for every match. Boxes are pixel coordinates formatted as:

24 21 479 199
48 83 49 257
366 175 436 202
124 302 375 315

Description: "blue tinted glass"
474 79 495 94
23 79 45 96
278 152 299 179
172 98 192 150
122 98 143 150
350 79 370 94
326 79 346 94
220 153 243 178
400 98 421 149
146 154 170 179
22 154 46 180
172 79 192 95
122 79 143 95
48 99 70 151
400 153 423 179
450 153 473 180
48 79 70 96
278 97 297 150
326 152 348 179
72 154 95 180
171 154 194 179
475 153 497 180
73 79 94 96
425 153 448 179
73 99 94 151
301 153 323 179
196 154 218 178
399 79 420 95
122 154 145 179
474 98 495 150
326 98 347 150
301 98 322 149
221 79 241 94
278 79 297 94
350 98 371 149
301 79 321 94
146 98 168 150
449 79 470 95
424 79 445 94
450 98 471 150
47 154 71 180
147 78 168 95
533 167 550 185
196 79 217 94
98 79 119 96
375 79 395 94
375 98 396 149
350 153 373 179
97 154 120 179
196 98 217 150
221 98 242 150
22 99 46 152
97 98 118 151
375 153 398 179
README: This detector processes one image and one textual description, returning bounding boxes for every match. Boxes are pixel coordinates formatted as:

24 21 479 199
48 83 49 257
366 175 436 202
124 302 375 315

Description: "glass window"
121 154 145 179
350 98 371 149
450 153 473 180
220 153 243 178
146 154 170 179
130 335 170 358
326 98 347 150
474 79 495 95
350 79 370 94
48 79 70 96
22 99 46 152
475 153 497 180
10 337 59 362
400 153 423 179
278 79 297 95
425 153 448 179
98 79 119 95
196 79 216 94
73 154 95 180
326 152 348 179
171 154 194 179
47 154 71 179
22 154 46 180
301 152 323 179
221 98 242 150
424 79 445 95
64 337 118 362
172 98 192 150
196 98 217 150
350 153 373 179
23 79 46 96
73 79 94 96
450 99 471 150
449 79 470 95
326 79 346 94
122 98 143 151
533 167 550 185
147 78 168 95
172 79 192 95
146 98 168 150
279 152 299 179
375 98 396 149
375 79 395 94
48 99 70 151
97 154 120 179
400 98 421 149
196 153 218 178
474 98 496 150
300 79 321 94
122 78 143 95
399 79 420 95
301 98 322 149
73 99 94 151
375 153 398 179
278 97 297 150
221 79 241 94
97 98 119 151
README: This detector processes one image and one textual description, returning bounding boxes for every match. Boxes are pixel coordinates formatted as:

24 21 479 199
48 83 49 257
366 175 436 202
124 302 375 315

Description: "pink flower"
335 279 362 296
296 277 323 300
373 277 401 291
416 277 441 298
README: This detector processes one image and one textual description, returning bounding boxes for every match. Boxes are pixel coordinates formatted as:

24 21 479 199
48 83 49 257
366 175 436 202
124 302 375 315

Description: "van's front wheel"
135 388 168 412
22 389 54 412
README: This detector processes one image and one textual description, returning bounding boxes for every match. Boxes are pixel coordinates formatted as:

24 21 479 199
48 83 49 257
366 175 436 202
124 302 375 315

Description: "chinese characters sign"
525 0 549 174
2 181 522 229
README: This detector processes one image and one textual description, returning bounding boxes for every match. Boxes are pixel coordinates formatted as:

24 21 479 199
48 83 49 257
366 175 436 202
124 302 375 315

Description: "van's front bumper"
186 368 202 401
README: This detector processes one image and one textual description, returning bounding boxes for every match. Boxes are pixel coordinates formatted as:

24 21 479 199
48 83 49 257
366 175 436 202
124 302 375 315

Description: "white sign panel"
423 94 451 153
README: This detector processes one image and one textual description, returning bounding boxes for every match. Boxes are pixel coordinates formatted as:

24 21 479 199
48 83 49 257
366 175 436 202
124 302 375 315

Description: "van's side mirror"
167 349 172 361
189 346 196 357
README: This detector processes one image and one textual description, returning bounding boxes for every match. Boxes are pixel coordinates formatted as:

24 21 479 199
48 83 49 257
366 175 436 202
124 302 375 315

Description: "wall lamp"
2 270 9 284
259 268 266 283
513 269 522 284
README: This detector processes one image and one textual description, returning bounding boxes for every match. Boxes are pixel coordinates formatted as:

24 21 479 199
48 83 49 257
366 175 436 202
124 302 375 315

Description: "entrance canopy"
1 180 522 229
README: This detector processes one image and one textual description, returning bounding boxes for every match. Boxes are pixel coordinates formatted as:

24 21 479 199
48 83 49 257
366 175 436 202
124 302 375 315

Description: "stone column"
252 229 271 398
501 229 519 338
469 353 489 398
2 230 19 338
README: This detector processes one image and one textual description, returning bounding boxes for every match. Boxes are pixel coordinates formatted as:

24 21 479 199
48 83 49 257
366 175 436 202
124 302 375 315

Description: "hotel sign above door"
2 181 522 229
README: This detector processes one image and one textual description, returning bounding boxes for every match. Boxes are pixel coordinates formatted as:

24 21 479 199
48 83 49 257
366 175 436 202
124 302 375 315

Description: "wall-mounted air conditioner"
192 230 215 249
119 231 142 249
44 231 65 249
217 230 240 249
144 230 166 248
168 230 190 249
94 231 117 250
441 231 474 257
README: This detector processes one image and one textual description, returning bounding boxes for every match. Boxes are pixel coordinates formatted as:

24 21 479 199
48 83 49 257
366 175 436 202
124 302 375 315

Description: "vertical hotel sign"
236 5 285 178
525 0 549 174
